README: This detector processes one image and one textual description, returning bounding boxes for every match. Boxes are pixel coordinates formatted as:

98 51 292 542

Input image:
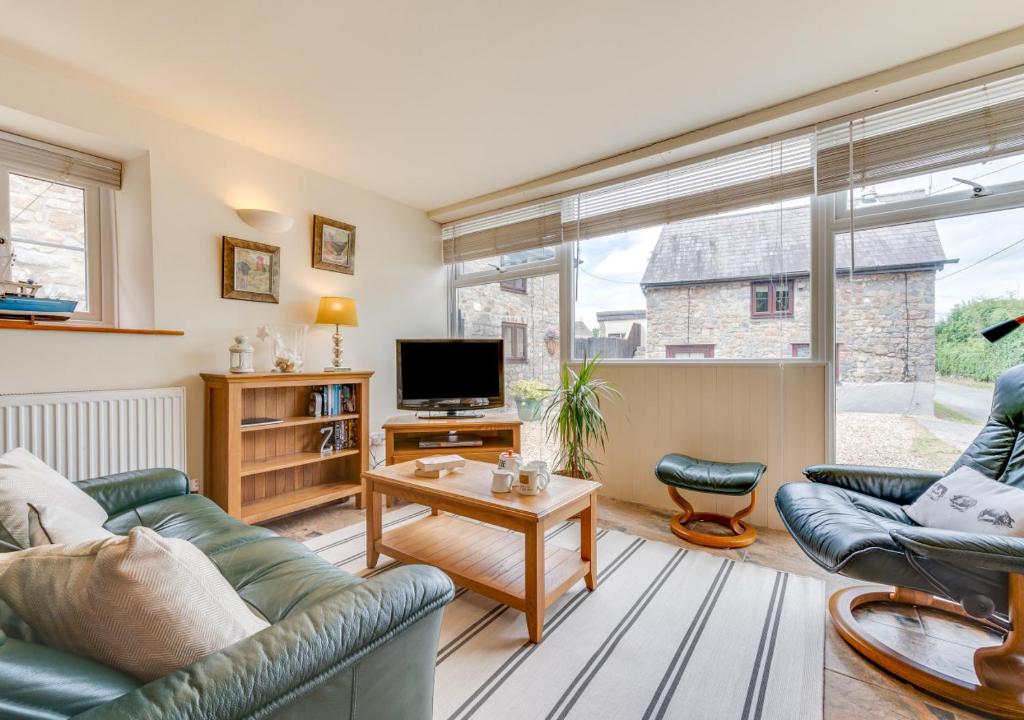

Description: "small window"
665 344 715 359
500 277 527 294
502 321 528 363
750 279 794 318
3 171 109 323
790 343 811 358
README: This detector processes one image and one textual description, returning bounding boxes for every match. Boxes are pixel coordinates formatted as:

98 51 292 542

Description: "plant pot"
515 398 543 422
544 339 558 356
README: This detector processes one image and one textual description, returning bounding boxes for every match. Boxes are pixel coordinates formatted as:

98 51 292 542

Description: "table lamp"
315 296 358 372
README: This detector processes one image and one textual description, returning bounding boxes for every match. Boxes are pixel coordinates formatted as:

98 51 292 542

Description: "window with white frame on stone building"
0 134 121 325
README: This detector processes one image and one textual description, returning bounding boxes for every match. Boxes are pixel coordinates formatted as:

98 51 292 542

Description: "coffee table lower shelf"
377 514 589 611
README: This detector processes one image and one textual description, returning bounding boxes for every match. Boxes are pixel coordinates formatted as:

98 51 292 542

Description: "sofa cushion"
209 536 364 622
0 527 269 682
29 503 115 546
104 493 364 622
0 448 108 549
105 494 277 555
0 631 140 720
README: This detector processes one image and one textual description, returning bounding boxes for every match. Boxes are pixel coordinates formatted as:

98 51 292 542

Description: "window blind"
563 133 814 241
0 130 122 190
441 199 565 263
816 72 1024 194
441 133 813 263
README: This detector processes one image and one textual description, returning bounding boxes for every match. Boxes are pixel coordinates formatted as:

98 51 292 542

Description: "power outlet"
370 431 385 447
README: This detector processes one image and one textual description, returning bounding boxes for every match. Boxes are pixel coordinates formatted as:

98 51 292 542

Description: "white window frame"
821 172 1024 461
0 167 116 325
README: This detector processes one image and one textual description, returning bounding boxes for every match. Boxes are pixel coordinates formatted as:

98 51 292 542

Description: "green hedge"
935 298 1024 382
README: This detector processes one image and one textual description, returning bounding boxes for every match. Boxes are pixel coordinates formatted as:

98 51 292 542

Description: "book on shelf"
309 384 358 418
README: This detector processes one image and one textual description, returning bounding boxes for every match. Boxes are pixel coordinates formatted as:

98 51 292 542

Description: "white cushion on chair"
905 464 1024 536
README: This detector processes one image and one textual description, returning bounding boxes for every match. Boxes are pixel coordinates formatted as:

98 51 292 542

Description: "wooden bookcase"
201 371 372 523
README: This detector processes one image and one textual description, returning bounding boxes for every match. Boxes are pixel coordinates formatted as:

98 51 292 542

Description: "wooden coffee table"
363 459 600 643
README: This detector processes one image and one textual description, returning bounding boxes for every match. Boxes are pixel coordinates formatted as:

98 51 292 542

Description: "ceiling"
2 1 1024 212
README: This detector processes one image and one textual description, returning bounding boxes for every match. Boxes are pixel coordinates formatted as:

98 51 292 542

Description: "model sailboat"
0 238 78 320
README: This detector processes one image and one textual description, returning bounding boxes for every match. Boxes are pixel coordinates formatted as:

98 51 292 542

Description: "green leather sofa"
0 468 455 720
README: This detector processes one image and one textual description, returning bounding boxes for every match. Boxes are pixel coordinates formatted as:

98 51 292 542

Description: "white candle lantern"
229 335 255 373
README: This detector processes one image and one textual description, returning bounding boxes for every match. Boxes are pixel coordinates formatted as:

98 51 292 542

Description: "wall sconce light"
236 208 294 233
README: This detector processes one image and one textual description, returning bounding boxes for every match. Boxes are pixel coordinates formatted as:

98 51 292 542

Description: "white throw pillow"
905 465 1024 536
0 448 107 548
0 526 269 681
28 504 115 546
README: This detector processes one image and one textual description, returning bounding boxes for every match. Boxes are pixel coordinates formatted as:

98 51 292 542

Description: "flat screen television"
397 339 504 416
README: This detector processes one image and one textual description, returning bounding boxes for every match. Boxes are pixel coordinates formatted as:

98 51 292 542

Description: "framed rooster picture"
222 236 280 303
313 215 355 275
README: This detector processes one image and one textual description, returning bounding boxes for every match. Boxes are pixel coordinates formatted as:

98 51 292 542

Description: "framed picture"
222 236 280 303
313 215 355 274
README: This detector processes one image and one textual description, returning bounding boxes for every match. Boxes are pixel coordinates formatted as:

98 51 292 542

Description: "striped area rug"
305 504 824 720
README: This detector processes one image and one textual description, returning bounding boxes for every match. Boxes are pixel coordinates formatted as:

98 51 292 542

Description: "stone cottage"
456 272 561 406
640 205 953 384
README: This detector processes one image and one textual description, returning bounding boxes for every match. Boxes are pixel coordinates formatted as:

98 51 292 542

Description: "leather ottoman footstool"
655 453 766 548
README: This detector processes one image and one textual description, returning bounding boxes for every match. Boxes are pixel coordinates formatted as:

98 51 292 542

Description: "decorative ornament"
228 335 255 373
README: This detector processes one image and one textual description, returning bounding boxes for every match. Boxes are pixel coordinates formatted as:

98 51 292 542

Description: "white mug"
515 461 551 495
491 468 514 493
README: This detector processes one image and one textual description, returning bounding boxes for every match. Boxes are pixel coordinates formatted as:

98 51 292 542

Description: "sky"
573 155 1024 328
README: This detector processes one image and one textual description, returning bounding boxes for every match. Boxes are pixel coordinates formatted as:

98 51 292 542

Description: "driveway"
935 379 994 424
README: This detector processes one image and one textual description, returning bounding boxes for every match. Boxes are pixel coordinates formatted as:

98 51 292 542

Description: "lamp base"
324 366 352 373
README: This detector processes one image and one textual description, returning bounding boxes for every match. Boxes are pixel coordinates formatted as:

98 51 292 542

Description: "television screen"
397 340 504 411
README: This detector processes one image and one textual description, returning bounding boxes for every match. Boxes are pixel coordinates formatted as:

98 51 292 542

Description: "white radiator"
0 387 186 482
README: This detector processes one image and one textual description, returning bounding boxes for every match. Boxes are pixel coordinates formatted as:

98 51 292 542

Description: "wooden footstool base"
667 487 758 549
655 453 766 550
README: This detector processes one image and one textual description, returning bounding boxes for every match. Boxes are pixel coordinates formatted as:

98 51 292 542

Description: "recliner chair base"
666 486 757 549
830 583 1024 719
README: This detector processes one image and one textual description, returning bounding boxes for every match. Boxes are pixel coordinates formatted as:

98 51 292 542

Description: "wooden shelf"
379 514 589 610
0 320 184 335
240 448 358 476
242 481 362 524
240 414 358 432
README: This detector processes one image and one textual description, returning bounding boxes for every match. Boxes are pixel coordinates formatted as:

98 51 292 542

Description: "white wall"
0 52 446 488
592 362 828 529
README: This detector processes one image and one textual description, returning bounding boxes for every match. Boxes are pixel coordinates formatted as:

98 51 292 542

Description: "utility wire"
578 266 642 285
936 236 1024 282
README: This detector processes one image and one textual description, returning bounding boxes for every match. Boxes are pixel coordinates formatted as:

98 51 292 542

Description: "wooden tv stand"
382 413 521 466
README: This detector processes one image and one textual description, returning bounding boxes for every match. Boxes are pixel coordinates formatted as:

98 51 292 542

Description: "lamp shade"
236 208 294 233
316 296 358 326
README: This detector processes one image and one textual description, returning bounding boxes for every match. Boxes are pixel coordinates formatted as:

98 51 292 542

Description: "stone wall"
644 276 812 359
7 174 88 305
457 275 561 408
644 270 936 383
836 270 936 383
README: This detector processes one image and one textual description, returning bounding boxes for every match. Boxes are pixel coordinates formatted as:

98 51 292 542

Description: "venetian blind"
0 130 122 190
441 199 565 263
441 132 814 263
563 133 814 241
816 71 1024 194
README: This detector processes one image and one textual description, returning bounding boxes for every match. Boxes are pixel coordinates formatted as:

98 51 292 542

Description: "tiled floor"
264 497 1001 720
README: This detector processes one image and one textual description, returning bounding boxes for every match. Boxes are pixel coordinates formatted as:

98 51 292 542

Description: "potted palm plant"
543 354 619 479
509 378 549 422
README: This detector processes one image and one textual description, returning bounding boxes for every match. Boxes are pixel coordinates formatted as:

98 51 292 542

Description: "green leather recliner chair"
0 468 455 720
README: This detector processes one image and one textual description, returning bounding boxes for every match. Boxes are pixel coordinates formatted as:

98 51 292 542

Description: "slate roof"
640 205 951 288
